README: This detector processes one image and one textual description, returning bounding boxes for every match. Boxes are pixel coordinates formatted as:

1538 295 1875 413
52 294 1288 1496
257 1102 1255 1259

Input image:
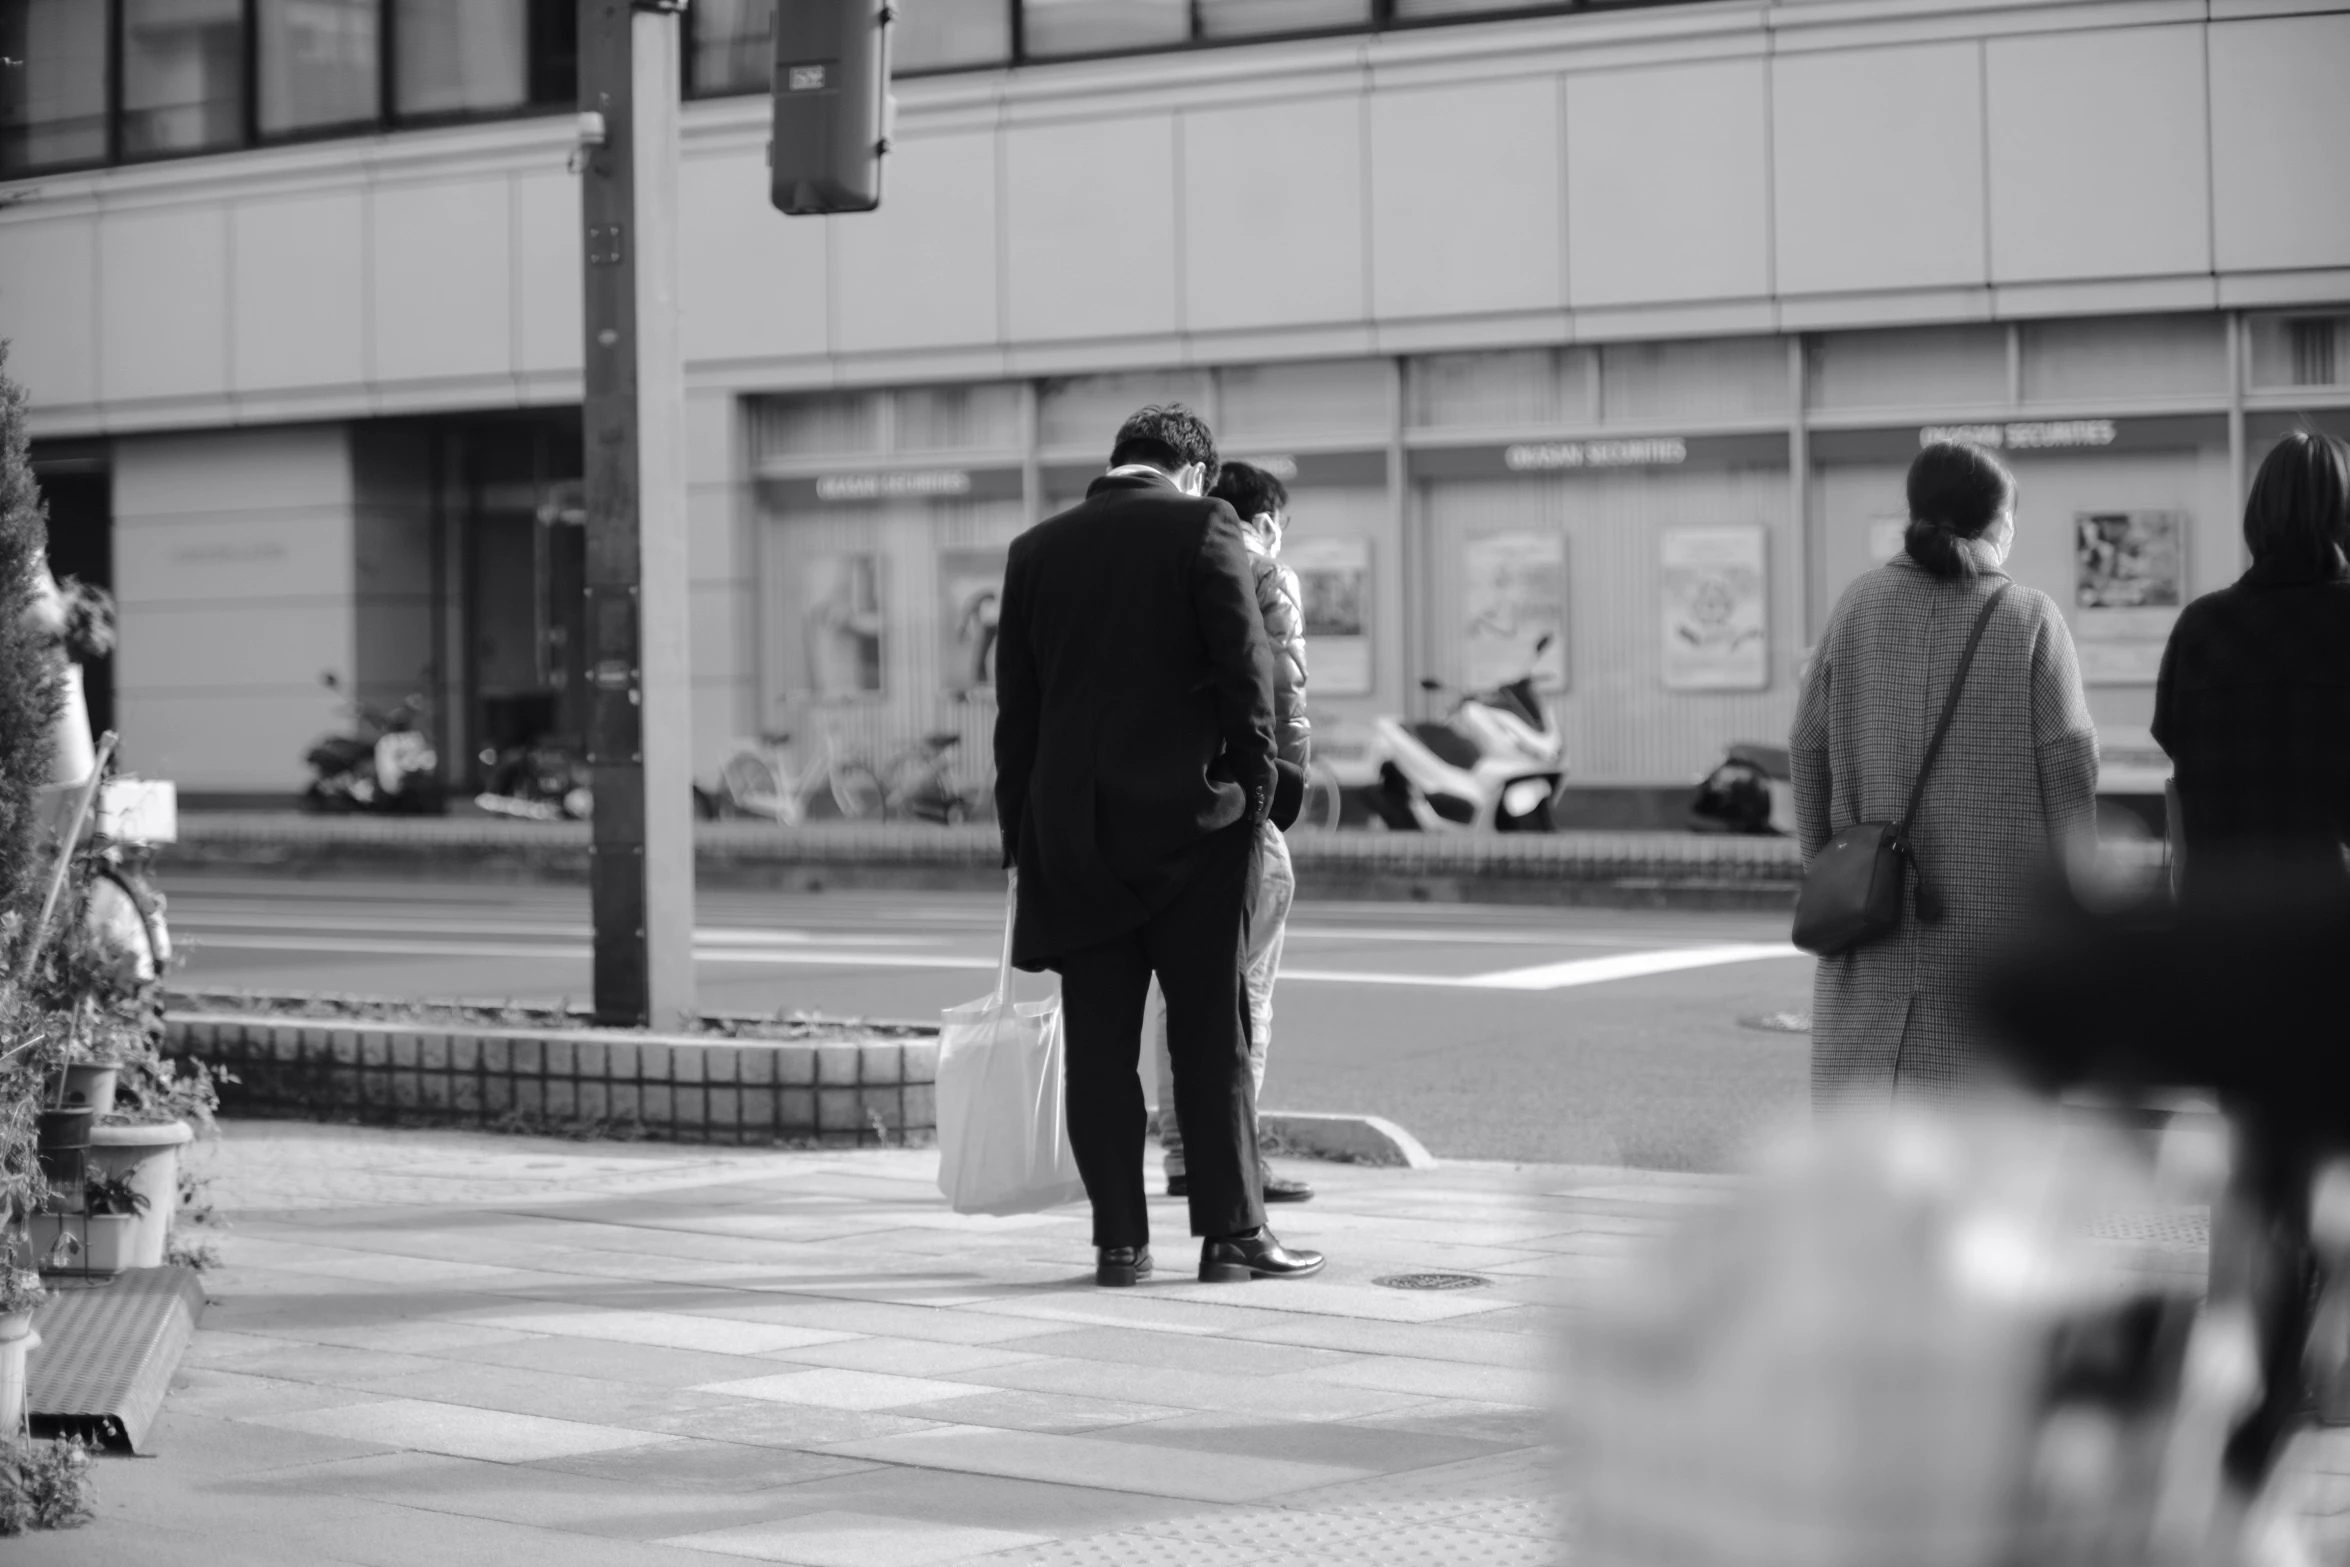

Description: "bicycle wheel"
719 751 784 819
830 761 885 820
93 863 171 981
1300 763 1344 832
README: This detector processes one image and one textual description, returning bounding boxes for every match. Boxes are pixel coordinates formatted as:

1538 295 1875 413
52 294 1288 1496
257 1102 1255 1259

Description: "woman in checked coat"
1792 442 2100 1106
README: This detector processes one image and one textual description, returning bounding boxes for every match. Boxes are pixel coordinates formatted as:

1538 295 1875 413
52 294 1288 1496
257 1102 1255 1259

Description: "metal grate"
27 1264 206 1453
1374 1272 1493 1291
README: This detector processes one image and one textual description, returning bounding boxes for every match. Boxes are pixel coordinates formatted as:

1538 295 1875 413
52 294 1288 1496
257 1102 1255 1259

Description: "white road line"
183 932 1801 989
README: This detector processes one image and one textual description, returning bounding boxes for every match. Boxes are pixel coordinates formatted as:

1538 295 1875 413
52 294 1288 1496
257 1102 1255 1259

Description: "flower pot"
0 1324 38 1434
60 1064 119 1117
88 1121 193 1269
35 1106 94 1188
26 1213 137 1275
0 1309 30 1340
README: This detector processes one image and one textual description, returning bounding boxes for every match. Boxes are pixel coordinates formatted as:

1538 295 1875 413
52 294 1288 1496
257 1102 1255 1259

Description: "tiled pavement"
5 1121 1695 1566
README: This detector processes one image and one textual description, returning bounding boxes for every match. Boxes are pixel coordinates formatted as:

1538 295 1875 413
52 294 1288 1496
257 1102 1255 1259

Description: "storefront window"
1021 0 1187 59
752 392 888 463
895 385 1022 453
1038 371 1211 454
689 0 769 95
1219 360 1389 445
121 0 246 158
259 0 379 136
1196 0 1373 39
1390 0 1551 18
1806 325 2007 412
2248 313 2348 392
1600 337 1786 424
1406 350 1592 431
0 0 109 171
2021 316 2226 405
394 0 571 119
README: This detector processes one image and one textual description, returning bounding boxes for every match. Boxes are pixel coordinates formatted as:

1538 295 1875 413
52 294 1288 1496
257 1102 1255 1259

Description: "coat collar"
1086 467 1181 499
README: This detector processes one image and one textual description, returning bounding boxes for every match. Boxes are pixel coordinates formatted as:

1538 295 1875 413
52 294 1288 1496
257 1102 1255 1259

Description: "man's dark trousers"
1057 821 1267 1249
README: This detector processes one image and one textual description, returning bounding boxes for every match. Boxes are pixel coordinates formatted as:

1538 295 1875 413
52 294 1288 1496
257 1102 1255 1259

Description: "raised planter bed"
163 994 939 1147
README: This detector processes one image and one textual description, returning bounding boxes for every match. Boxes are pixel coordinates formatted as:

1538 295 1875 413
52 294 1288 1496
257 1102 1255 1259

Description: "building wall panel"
1773 43 1985 296
681 148 830 366
1183 94 1367 333
370 176 514 383
512 169 583 377
2209 14 2350 276
1564 59 1771 309
1986 26 2210 284
99 204 230 404
230 191 367 395
833 130 1000 354
1005 114 1180 343
0 216 97 410
1369 79 1563 323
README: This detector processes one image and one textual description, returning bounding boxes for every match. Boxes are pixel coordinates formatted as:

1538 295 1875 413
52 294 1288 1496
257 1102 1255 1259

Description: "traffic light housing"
770 0 894 215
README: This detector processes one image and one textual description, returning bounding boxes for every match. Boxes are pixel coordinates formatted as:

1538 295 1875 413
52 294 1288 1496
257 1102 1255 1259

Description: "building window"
121 0 246 158
1197 0 1372 39
392 0 571 119
259 0 380 136
688 0 769 95
1021 0 1188 60
0 0 110 172
897 0 1012 73
2248 314 2349 392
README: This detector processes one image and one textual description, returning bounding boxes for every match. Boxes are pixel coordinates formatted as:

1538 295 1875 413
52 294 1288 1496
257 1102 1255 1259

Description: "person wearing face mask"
1791 440 2098 1106
1152 460 1314 1205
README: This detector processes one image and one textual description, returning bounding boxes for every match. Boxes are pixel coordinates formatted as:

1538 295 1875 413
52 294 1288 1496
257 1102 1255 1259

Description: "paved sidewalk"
7 1121 1708 1566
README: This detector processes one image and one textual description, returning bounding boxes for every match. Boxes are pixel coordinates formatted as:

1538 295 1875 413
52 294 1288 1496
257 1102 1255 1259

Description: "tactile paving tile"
1443 1498 1569 1539
1135 1507 1397 1552
1240 1521 1564 1566
2086 1207 2209 1250
980 1531 1280 1566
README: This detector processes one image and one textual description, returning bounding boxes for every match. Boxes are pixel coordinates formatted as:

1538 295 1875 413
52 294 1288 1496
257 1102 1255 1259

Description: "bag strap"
996 870 1019 1007
1898 580 2011 838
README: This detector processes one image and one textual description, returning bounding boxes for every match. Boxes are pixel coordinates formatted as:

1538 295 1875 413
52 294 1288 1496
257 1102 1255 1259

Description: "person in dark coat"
993 404 1323 1288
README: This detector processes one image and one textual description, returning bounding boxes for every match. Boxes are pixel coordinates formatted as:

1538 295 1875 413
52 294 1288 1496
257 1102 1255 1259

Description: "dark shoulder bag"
1792 583 2010 957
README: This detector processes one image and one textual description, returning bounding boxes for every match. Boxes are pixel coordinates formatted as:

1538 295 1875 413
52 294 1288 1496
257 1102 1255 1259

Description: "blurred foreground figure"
1569 1105 2239 1566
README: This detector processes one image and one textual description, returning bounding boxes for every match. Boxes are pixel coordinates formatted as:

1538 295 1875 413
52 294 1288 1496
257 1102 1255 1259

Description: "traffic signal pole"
579 0 695 1028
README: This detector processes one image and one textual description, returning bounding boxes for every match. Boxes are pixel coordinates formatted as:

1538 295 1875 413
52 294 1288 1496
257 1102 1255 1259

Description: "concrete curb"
1261 1110 1439 1169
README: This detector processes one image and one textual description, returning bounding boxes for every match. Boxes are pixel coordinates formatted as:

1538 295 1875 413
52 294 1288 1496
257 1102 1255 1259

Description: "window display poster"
2074 511 2184 681
1463 530 1567 690
1283 535 1372 695
938 546 1007 697
800 552 885 698
1660 526 1768 691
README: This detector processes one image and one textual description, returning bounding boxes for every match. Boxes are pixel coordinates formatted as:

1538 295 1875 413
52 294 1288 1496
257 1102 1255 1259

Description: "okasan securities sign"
814 470 976 501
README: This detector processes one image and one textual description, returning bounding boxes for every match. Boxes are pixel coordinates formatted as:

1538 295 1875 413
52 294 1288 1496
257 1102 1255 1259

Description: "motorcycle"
302 674 445 814
475 736 593 821
1688 741 1796 836
1356 634 1569 832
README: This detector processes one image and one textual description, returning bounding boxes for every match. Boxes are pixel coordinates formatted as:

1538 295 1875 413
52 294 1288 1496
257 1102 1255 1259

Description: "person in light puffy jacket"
1156 460 1316 1203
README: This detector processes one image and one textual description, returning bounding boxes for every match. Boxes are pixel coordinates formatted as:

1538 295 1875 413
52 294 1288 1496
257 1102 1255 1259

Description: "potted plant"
26 1169 143 1277
89 1057 216 1270
0 1268 42 1432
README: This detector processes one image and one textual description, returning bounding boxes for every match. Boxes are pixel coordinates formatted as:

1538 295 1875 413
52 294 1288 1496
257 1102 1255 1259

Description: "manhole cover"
1738 1010 1811 1033
1373 1272 1492 1291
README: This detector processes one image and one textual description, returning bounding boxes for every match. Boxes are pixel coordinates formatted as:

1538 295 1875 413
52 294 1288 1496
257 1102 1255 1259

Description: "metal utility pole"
578 0 694 1029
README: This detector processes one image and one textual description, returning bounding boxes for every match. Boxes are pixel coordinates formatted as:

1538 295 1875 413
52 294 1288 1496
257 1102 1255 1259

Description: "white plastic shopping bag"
934 885 1088 1216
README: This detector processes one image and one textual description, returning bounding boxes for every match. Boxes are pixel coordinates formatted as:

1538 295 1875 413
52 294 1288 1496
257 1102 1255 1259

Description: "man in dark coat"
993 404 1323 1288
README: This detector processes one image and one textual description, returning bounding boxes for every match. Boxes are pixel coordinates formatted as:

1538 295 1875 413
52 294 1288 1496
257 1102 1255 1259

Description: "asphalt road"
160 870 1815 1173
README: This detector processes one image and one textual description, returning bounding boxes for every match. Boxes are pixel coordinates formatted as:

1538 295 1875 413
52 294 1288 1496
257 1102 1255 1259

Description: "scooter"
302 674 445 814
1688 741 1796 836
1359 635 1569 832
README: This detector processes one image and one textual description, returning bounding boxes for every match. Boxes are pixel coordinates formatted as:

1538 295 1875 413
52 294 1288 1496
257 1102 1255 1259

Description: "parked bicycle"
872 729 980 824
713 727 882 824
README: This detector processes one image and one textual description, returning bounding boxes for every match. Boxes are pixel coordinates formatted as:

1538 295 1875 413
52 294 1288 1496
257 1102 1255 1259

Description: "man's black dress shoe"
1199 1228 1325 1282
1096 1246 1152 1287
1164 1173 1188 1198
1262 1170 1314 1203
